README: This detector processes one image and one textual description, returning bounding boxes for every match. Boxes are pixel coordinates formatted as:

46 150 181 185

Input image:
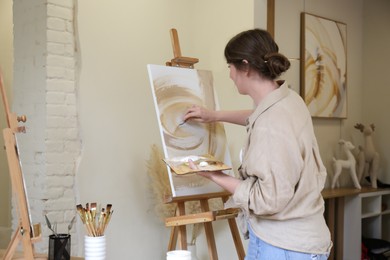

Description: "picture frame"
300 12 347 118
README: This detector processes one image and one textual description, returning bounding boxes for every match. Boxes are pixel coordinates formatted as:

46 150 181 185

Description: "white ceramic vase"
166 250 191 260
84 235 106 260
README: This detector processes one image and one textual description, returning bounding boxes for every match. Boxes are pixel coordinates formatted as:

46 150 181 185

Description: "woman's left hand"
188 159 240 193
188 159 214 179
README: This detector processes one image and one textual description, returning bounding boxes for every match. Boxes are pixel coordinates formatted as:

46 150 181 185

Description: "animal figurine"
331 139 361 189
354 123 379 188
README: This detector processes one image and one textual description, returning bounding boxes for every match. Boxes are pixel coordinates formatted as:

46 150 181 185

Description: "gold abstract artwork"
147 64 233 197
301 13 347 118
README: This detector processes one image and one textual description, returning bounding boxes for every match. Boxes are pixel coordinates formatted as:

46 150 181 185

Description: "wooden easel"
164 29 245 260
0 69 46 260
165 28 199 68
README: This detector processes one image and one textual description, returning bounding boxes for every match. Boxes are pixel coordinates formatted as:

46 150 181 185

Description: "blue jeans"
246 226 329 260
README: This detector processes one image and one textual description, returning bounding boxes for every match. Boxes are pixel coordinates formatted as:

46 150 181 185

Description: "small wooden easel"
164 29 245 260
0 69 46 260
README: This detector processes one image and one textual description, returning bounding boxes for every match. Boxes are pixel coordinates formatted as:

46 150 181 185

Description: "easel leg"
203 222 218 260
3 226 22 260
21 230 35 259
3 225 35 260
165 194 245 259
177 202 187 250
200 200 218 260
221 196 245 259
168 226 178 251
227 218 245 260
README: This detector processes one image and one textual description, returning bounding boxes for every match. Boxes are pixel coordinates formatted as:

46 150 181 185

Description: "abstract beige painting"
147 64 233 197
301 13 347 118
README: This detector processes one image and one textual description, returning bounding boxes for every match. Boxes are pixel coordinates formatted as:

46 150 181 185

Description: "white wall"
275 0 390 187
273 0 365 188
0 0 13 247
75 0 256 259
362 0 390 183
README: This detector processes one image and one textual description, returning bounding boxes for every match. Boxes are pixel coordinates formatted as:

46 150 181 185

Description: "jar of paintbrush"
76 203 113 260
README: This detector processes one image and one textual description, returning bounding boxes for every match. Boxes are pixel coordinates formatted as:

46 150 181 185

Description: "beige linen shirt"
226 82 332 254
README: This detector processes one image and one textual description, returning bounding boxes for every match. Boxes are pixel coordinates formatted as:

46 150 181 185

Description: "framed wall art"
300 13 347 118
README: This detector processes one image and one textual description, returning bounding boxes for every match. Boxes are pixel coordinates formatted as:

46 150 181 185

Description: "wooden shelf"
0 249 83 259
322 186 383 199
322 186 390 260
343 187 390 259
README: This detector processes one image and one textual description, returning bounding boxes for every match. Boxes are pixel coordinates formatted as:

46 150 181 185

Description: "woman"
184 29 332 259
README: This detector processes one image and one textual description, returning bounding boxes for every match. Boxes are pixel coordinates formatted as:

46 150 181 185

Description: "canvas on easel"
147 64 234 198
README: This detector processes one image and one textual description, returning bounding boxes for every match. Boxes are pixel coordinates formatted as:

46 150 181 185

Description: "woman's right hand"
182 105 216 123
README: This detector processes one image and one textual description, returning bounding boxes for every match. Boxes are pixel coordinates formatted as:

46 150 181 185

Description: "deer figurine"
354 123 379 188
331 139 361 189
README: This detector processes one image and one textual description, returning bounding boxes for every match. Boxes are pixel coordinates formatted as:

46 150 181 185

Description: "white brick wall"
12 0 80 254
44 0 80 254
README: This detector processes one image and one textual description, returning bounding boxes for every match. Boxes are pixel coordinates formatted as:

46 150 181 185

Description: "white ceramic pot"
166 250 191 260
84 235 106 260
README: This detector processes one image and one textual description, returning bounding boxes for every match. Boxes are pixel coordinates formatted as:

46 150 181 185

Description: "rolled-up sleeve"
232 122 304 217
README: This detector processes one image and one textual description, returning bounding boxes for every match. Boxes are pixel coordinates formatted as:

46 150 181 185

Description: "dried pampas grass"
146 144 176 219
146 144 224 243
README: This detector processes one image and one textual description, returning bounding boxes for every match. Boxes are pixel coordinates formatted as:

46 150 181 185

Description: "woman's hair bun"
264 53 291 79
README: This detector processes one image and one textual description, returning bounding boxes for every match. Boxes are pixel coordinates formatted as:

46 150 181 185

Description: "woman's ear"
241 60 251 75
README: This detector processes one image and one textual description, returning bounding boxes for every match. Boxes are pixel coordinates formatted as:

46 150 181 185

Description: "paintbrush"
97 208 105 236
86 207 97 236
106 204 112 214
76 204 85 224
102 204 112 233
77 204 93 236
90 202 97 230
102 210 113 234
